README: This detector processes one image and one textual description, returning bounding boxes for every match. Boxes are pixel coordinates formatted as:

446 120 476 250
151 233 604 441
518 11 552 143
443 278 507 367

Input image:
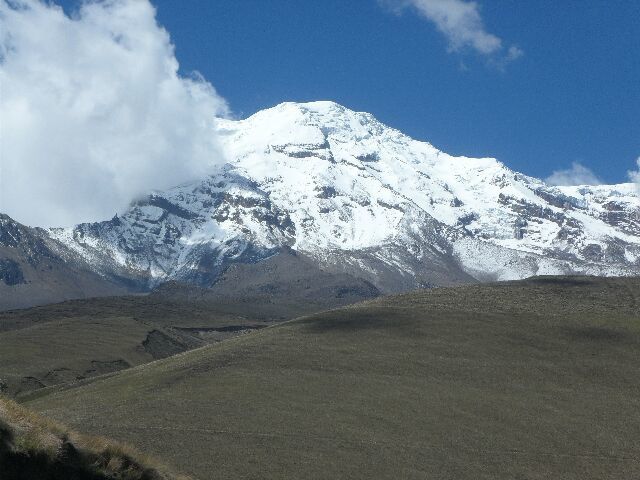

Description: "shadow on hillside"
525 276 596 287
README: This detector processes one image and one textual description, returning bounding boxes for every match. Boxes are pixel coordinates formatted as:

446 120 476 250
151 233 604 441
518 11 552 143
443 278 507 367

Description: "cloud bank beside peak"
545 162 603 187
381 0 523 65
0 0 229 227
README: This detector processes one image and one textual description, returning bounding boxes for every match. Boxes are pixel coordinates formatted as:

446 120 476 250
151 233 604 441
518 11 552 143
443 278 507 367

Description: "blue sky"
32 0 640 184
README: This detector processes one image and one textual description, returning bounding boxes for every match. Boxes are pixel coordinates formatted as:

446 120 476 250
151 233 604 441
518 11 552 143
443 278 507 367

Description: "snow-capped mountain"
50 101 640 292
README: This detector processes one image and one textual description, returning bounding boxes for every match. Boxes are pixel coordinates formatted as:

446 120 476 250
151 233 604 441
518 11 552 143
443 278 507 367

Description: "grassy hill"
0 265 378 398
0 396 189 480
22 276 640 479
0 292 283 398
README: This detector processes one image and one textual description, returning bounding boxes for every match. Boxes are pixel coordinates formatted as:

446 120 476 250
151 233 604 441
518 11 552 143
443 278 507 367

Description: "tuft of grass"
0 396 192 480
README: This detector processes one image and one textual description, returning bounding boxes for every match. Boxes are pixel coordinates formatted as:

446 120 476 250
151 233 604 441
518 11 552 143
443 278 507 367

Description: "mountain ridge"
0 214 134 310
3 101 639 305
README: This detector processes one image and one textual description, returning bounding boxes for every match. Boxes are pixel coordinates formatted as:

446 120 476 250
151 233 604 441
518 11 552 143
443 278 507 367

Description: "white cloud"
545 162 603 186
628 157 640 192
506 45 524 61
0 0 229 227
381 0 522 63
628 157 640 182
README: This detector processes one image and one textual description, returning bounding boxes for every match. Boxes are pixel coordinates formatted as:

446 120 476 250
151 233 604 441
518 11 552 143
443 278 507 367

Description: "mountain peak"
45 102 640 293
232 100 384 137
268 100 353 116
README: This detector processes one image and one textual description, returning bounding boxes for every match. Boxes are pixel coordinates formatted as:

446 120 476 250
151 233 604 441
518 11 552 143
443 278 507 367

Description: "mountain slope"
203 248 381 309
0 214 136 310
25 276 640 479
49 102 639 292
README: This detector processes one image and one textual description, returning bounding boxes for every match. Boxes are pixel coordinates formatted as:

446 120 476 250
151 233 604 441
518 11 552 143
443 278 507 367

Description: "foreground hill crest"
13 101 640 293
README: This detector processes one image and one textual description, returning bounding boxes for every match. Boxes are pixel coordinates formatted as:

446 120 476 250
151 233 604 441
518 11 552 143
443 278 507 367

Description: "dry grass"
0 396 192 480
